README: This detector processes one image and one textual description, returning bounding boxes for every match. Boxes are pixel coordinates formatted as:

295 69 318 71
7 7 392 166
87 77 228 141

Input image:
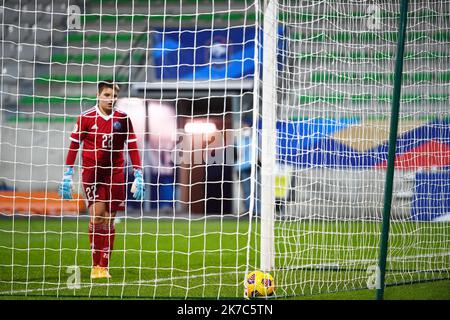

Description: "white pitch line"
0 271 245 296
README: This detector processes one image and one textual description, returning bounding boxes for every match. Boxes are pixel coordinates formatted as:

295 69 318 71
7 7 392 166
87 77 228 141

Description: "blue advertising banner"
152 26 257 81
412 171 450 221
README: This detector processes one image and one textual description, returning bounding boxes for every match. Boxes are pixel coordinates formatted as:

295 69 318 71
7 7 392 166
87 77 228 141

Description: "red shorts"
81 167 126 212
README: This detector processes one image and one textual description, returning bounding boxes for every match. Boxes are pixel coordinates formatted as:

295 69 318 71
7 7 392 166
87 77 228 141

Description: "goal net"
261 0 450 296
0 0 258 298
0 0 449 299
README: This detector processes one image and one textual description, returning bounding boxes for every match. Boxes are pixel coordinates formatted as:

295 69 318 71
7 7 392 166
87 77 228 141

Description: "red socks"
100 223 115 268
89 221 115 269
89 222 102 267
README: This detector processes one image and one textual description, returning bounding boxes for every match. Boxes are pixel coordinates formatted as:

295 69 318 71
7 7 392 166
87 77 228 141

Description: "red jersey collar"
95 104 114 121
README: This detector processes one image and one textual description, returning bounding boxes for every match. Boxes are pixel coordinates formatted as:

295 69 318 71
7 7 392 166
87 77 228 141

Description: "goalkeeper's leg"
99 210 116 271
88 202 112 278
83 169 111 277
96 170 125 272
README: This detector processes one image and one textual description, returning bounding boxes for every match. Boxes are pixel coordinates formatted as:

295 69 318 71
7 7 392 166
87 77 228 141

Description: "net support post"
260 0 278 272
376 0 409 300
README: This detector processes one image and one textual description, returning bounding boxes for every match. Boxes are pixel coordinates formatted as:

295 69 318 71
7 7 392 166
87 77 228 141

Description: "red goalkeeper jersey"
67 105 141 170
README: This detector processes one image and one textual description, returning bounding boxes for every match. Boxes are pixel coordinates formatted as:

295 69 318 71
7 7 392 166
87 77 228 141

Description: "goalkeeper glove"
58 167 74 200
131 169 145 200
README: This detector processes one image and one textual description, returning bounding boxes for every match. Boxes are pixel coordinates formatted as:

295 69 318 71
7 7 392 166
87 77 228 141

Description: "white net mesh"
0 0 448 299
263 0 450 296
0 0 257 298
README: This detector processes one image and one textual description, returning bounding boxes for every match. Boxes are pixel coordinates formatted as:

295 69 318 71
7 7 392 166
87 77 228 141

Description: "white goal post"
0 0 449 299
260 0 277 273
255 0 450 296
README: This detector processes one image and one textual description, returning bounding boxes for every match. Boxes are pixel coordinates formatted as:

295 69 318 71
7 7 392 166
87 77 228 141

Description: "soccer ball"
244 271 275 298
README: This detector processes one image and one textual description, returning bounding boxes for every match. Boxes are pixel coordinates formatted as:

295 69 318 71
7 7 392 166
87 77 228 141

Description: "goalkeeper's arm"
128 139 145 200
58 140 80 199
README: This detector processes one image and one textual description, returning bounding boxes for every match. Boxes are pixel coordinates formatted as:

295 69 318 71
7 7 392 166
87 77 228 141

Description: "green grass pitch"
0 216 448 299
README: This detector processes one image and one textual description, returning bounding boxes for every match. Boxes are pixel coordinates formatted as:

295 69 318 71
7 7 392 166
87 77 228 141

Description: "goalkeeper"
59 80 144 279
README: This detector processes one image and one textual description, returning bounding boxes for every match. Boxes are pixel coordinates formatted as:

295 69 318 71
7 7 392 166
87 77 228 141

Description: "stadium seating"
309 71 449 83
18 95 97 105
79 12 256 25
279 10 449 22
298 94 449 104
1 0 448 115
298 51 449 62
292 31 450 42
